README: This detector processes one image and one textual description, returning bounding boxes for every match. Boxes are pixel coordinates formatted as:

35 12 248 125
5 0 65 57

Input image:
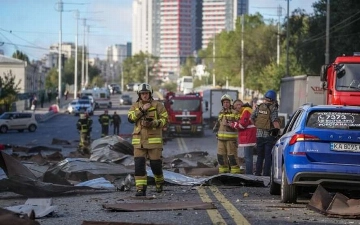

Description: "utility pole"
81 18 86 89
145 58 149 84
277 5 282 65
74 10 79 99
212 28 216 87
241 14 245 100
57 0 63 100
325 0 330 64
286 0 290 77
85 25 89 86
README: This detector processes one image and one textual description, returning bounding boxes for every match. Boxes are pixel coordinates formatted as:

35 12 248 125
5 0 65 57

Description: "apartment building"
106 44 128 63
202 0 249 48
132 0 248 78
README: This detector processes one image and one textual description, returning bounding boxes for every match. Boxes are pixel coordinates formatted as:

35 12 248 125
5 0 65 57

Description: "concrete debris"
102 201 216 212
5 198 57 218
307 185 360 218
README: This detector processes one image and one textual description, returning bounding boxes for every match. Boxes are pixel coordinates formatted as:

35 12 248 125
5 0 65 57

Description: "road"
0 92 357 225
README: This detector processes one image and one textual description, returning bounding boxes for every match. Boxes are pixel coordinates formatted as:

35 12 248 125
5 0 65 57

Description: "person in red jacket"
229 99 257 174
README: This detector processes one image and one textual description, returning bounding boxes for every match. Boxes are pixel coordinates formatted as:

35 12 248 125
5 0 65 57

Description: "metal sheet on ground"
102 201 216 212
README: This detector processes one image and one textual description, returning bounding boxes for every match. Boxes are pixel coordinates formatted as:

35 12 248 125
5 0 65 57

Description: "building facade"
202 0 249 48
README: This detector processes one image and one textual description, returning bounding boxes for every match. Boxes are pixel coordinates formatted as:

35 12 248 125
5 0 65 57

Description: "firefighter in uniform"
127 83 168 196
77 113 93 154
250 90 281 176
98 109 112 137
213 94 240 174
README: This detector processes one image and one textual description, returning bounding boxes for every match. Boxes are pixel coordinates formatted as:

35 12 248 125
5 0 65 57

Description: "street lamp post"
74 10 79 98
58 0 63 100
81 18 86 89
241 14 245 100
145 58 149 84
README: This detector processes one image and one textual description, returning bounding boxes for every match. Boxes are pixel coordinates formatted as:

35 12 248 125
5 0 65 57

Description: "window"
306 111 360 130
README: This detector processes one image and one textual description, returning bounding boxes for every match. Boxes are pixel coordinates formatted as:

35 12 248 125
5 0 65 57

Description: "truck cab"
321 54 360 106
164 92 204 137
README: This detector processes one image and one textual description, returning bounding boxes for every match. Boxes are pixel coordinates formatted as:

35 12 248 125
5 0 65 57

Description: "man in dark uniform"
77 113 92 154
112 111 121 135
98 109 112 137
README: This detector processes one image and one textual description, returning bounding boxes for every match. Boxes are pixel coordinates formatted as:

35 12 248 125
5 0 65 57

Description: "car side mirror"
205 101 209 111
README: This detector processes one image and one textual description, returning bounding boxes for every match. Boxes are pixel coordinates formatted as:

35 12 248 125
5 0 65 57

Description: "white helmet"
137 83 153 95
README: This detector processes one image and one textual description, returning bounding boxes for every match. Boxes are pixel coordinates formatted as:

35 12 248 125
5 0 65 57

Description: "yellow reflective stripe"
135 180 147 186
219 166 229 173
218 134 238 138
230 166 241 174
128 110 136 120
148 138 162 144
132 138 140 144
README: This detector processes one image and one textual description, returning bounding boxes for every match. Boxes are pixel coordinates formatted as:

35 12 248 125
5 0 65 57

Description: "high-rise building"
132 0 248 78
106 44 128 63
202 0 249 49
159 0 197 77
132 0 161 56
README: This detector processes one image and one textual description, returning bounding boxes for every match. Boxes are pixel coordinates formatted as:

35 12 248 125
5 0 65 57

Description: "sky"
0 0 318 61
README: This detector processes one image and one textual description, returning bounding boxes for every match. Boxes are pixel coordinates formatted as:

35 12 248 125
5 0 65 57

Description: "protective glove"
149 120 160 128
269 128 280 137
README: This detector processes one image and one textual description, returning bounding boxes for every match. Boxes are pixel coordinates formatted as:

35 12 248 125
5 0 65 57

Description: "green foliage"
91 76 105 87
12 50 30 63
180 57 196 77
122 52 159 85
45 68 58 89
161 82 177 92
0 70 20 111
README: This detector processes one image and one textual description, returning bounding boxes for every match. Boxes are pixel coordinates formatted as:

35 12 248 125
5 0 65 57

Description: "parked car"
120 94 132 105
126 83 140 92
70 99 94 116
0 112 38 133
270 104 360 203
80 95 95 108
66 100 78 114
109 84 122 94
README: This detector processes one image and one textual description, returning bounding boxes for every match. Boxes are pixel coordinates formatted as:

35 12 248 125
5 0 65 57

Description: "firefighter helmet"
137 83 153 95
220 94 233 105
264 90 277 101
80 113 86 119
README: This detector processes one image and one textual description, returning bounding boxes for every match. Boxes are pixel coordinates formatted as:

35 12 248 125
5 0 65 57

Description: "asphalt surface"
0 92 359 225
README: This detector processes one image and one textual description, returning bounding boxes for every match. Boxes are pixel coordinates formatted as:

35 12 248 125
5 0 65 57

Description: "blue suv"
270 104 360 203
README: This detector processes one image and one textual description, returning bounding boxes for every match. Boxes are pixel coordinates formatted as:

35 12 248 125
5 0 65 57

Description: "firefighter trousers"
101 124 109 137
133 148 164 190
217 140 240 174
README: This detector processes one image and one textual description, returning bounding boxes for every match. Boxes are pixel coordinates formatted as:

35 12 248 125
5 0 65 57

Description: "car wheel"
17 129 24 133
269 165 281 195
281 165 297 203
28 124 37 132
0 125 8 133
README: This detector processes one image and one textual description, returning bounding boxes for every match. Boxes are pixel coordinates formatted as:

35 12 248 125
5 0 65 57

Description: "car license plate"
331 142 360 152
182 125 191 129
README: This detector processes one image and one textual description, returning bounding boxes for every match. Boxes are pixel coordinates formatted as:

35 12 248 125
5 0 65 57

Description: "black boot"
155 183 163 193
135 186 146 196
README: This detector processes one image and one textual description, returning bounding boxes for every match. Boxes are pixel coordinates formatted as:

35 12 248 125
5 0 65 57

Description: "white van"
80 88 112 109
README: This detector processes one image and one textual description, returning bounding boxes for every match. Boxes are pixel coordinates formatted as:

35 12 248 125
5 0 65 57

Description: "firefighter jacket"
216 108 239 141
98 114 112 125
77 118 92 134
128 100 168 149
253 103 277 130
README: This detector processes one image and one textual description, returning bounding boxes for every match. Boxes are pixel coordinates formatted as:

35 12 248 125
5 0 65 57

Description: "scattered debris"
307 185 360 218
103 201 216 212
0 207 40 225
5 198 57 218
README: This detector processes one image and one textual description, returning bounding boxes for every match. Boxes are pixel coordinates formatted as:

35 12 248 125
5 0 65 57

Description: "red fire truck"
163 92 204 137
321 53 360 105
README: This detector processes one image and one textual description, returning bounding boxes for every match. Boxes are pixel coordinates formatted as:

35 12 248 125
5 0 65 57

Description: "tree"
122 52 159 85
0 70 21 112
45 68 58 90
12 50 30 63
